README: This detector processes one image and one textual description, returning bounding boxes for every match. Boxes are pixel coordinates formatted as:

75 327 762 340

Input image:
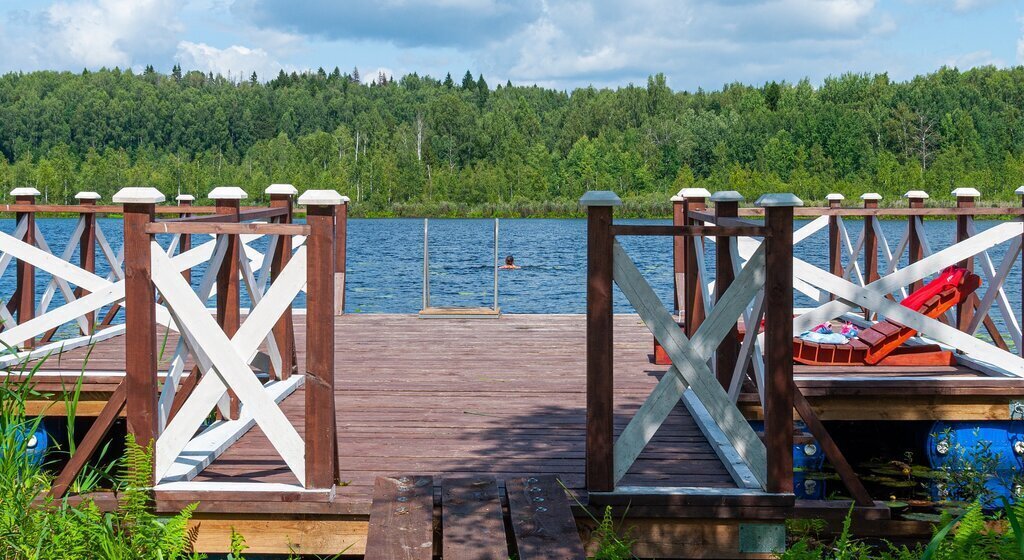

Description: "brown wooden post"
299 190 341 489
75 192 100 333
757 193 799 496
953 188 980 332
176 194 194 285
12 188 38 347
711 191 742 389
1018 186 1024 358
581 190 620 492
681 188 709 338
334 195 350 315
266 184 297 379
905 191 929 294
861 193 881 320
826 194 844 303
671 192 686 315
210 186 245 419
114 187 164 467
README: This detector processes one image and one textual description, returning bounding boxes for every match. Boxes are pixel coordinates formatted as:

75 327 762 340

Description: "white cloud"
945 50 1004 69
175 41 287 80
0 0 181 72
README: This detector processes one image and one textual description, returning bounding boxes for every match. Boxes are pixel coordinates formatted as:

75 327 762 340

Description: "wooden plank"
763 205 795 495
364 476 434 560
506 475 585 560
715 199 740 388
145 222 309 236
49 381 127 498
585 204 614 491
123 202 159 461
441 478 508 559
681 390 760 489
610 224 766 237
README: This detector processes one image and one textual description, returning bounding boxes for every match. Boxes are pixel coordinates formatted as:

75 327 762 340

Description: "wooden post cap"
755 193 803 207
11 187 40 197
860 193 882 201
74 191 102 200
1016 186 1024 197
825 193 845 202
208 186 248 200
298 190 345 206
710 190 744 203
672 188 711 202
951 187 981 198
579 191 622 207
113 187 165 204
266 183 299 196
903 190 929 200
175 194 195 202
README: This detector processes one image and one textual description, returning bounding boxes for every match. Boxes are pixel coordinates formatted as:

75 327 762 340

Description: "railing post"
334 196 350 315
267 184 298 380
298 190 342 489
12 188 38 347
756 193 800 495
953 188 980 333
671 192 686 315
115 187 164 470
75 192 101 333
209 186 246 419
1017 186 1024 358
711 190 742 389
581 190 620 493
905 191 929 294
176 194 194 285
826 194 844 281
861 193 881 319
680 188 709 337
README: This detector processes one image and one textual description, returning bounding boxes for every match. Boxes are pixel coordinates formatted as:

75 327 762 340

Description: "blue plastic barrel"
926 421 1024 472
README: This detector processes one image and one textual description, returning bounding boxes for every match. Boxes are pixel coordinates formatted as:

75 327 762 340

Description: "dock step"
365 475 585 559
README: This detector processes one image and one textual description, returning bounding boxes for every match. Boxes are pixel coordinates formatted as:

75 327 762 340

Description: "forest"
0 64 1023 216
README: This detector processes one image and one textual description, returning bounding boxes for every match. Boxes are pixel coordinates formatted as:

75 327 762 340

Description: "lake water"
0 217 1020 321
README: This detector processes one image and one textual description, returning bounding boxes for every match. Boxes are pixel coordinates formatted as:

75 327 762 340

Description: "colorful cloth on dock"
798 331 849 345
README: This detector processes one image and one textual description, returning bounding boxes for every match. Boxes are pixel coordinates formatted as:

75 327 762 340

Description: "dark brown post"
758 193 798 496
12 188 38 347
266 184 297 379
299 190 341 489
581 190 620 492
681 188 709 338
334 196 350 315
210 186 245 419
861 193 881 319
711 191 742 389
672 192 685 315
176 194 194 285
905 191 929 294
115 187 164 467
826 194 843 281
75 192 100 333
954 188 980 332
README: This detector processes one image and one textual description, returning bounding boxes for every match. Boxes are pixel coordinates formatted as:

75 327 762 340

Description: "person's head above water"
505 255 515 266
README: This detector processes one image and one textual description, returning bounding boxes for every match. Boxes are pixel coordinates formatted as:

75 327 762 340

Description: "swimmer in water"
499 255 520 270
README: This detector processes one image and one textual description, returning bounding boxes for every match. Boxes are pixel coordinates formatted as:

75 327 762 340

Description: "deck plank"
365 476 434 560
441 477 507 560
506 475 586 560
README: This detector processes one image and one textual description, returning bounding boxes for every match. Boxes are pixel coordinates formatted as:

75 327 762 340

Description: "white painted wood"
611 240 767 488
793 257 1024 376
871 218 908 299
681 388 761 489
32 222 91 334
158 374 304 483
729 290 764 404
153 247 308 482
792 215 830 245
237 245 282 376
594 486 788 497
0 324 125 368
692 235 713 314
0 230 109 292
966 236 1021 340
837 217 865 285
966 220 1022 346
0 219 31 288
94 227 124 281
36 217 85 313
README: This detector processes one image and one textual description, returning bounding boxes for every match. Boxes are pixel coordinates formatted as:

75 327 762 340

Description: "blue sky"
0 0 1020 91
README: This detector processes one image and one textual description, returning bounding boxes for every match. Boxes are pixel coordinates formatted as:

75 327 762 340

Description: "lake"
0 218 1019 322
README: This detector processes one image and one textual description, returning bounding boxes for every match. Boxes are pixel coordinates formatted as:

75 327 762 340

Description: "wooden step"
365 476 435 560
506 476 586 560
442 477 509 559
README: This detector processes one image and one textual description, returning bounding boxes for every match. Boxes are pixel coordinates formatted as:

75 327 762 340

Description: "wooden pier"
2 184 1024 557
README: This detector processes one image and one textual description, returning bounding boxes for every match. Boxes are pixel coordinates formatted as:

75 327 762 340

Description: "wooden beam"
269 193 296 379
763 204 794 495
49 381 126 499
335 201 348 315
145 222 310 236
585 203 614 492
305 202 338 489
441 478 507 559
15 193 36 348
714 199 740 389
79 198 97 333
506 476 586 560
610 224 766 237
364 476 434 560
215 198 242 420
684 195 707 338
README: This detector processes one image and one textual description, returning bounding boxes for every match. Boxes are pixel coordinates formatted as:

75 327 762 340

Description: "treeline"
1 65 1023 215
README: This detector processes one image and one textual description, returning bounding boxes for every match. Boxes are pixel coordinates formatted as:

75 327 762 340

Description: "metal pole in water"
493 218 499 311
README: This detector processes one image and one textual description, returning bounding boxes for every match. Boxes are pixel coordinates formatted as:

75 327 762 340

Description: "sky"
0 0 1020 91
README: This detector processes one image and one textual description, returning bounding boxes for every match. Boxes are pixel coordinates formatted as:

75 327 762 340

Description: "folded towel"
798 331 849 344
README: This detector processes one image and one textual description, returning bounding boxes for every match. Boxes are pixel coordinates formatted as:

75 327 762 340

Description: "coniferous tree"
351 66 361 84
461 70 475 90
171 64 181 81
443 72 454 88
